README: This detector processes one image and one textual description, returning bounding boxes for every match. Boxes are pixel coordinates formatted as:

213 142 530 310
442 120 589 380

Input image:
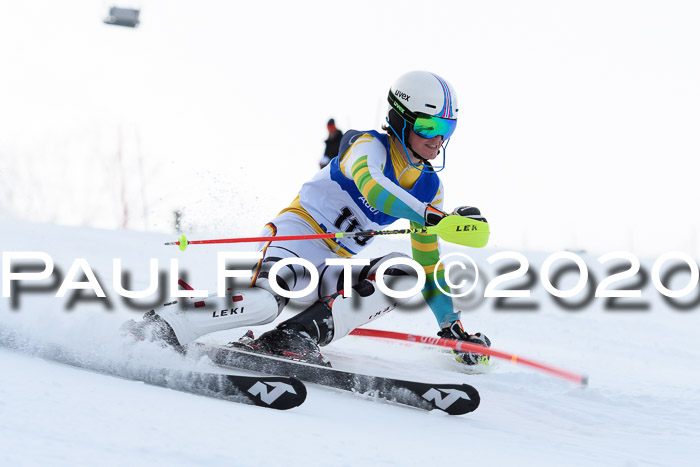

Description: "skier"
125 71 491 367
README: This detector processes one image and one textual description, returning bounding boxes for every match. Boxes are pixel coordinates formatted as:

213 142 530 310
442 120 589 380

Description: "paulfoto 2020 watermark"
1 250 699 311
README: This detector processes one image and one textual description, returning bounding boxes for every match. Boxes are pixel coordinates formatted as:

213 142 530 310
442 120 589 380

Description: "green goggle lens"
413 115 457 139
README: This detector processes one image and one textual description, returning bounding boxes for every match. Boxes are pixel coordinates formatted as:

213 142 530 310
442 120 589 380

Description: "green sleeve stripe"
367 184 385 205
411 245 441 264
422 287 445 300
383 193 396 213
355 171 373 193
351 156 368 178
425 268 445 282
412 232 438 244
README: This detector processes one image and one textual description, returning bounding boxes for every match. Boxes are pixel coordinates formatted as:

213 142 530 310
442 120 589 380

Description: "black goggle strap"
388 92 417 125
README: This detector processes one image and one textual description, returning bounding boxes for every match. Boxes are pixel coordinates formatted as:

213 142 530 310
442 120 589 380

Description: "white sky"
1 0 699 256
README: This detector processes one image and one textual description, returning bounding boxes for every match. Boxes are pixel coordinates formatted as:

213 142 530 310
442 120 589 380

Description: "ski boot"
438 320 491 366
230 298 334 367
120 310 184 353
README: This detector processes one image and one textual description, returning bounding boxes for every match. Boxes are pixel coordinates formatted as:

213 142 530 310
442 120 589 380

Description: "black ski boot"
120 310 184 353
438 320 491 366
232 298 335 367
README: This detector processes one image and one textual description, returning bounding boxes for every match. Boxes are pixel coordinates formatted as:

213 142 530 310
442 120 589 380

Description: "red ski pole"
349 328 588 386
165 216 490 251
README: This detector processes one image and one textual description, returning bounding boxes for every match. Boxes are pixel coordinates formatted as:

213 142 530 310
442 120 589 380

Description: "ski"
0 328 307 410
122 370 308 410
130 370 308 410
194 344 480 415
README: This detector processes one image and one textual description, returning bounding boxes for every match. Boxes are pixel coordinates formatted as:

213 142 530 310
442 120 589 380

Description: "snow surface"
2 219 699 466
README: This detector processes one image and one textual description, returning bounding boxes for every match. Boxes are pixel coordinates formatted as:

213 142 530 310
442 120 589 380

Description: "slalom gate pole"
349 328 588 386
165 215 490 251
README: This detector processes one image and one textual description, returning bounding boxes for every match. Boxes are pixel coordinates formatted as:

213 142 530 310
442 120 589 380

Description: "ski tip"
581 375 589 387
448 384 480 415
235 375 308 410
421 383 480 415
177 234 188 251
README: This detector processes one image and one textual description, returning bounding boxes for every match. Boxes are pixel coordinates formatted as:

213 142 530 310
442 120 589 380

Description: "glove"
437 320 491 366
424 204 447 226
452 206 488 223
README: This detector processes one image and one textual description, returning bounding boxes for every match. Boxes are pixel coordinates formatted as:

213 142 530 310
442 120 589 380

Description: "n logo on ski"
422 387 472 411
247 380 300 406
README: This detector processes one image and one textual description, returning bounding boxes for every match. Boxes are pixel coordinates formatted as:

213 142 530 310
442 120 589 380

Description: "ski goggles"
412 114 457 140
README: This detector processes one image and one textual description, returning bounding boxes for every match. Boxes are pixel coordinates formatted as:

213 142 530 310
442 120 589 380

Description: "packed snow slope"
1 219 699 466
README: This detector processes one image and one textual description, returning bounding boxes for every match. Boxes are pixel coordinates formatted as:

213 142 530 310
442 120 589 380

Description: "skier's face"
408 130 443 161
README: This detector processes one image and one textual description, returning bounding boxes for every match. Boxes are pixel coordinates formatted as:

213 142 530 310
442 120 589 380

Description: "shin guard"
326 273 416 343
155 288 278 345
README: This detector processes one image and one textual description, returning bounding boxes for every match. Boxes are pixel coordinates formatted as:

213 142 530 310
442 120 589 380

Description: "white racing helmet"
386 71 459 170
